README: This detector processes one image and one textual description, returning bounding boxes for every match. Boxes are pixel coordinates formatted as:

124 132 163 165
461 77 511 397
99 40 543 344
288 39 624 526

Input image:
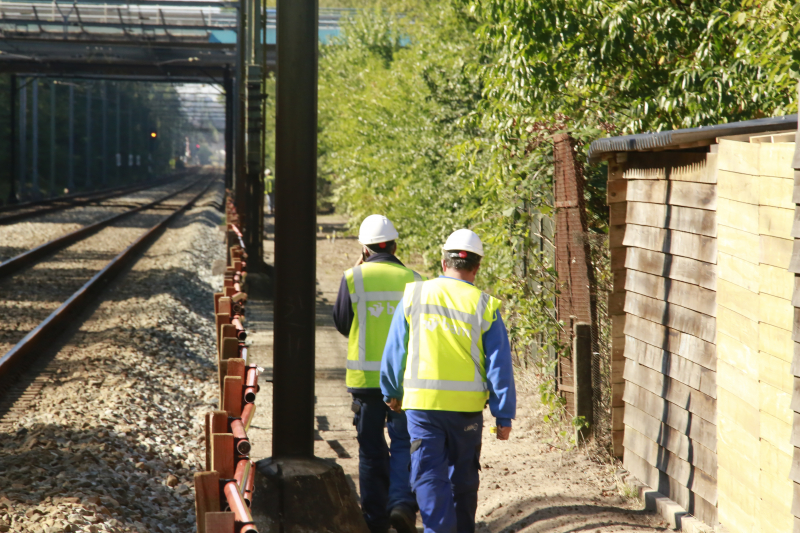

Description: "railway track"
0 173 204 266
0 177 203 279
0 175 216 392
0 172 188 225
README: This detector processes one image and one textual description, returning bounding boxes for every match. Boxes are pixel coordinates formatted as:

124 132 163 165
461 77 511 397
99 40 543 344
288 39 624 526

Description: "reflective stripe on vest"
346 265 421 372
404 283 491 393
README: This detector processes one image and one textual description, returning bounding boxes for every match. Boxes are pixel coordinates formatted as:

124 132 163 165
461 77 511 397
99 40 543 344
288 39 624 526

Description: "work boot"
390 505 416 533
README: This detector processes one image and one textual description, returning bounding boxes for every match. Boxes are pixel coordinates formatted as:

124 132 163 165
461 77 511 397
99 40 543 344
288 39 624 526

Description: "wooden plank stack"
195 197 261 533
788 120 800 533
608 150 719 524
716 137 796 533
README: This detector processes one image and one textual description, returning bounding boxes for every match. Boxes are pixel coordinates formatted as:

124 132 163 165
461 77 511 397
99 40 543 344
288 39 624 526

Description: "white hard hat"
443 229 484 257
358 214 399 245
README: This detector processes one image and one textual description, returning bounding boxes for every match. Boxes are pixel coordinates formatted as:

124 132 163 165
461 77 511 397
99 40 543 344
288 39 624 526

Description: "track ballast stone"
0 178 225 533
0 175 198 263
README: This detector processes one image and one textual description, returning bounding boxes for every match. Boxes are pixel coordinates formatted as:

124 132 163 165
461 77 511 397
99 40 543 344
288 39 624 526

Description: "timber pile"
608 151 719 524
715 135 796 533
194 197 260 533
792 131 800 533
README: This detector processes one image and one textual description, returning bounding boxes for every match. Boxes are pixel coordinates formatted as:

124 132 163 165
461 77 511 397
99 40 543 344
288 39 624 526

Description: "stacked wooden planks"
788 127 800 533
608 151 719 524
716 136 796 533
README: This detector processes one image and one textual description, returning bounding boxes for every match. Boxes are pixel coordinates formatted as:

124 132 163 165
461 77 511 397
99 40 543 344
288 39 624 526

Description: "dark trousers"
352 394 416 533
406 410 483 533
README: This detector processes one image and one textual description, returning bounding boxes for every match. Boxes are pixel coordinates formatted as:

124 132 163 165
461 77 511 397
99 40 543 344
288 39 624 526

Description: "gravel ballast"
0 175 225 533
0 178 213 355
0 175 200 263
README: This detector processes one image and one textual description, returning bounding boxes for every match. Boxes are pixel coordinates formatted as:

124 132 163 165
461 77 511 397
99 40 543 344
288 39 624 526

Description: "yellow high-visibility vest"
345 262 423 389
401 277 501 412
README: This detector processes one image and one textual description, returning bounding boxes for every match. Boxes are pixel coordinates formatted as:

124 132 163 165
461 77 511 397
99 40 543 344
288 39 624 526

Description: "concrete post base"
251 457 370 533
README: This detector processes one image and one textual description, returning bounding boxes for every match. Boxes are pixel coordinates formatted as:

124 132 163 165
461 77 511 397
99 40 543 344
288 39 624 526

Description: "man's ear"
363 246 371 258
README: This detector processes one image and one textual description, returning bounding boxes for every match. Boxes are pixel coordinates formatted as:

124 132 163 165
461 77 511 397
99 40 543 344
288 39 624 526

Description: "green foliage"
319 2 566 424
462 0 800 137
319 0 800 431
319 2 487 267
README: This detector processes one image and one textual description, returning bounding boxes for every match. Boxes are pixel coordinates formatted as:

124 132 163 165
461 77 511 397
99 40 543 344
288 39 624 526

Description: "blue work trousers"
406 410 483 533
352 394 416 533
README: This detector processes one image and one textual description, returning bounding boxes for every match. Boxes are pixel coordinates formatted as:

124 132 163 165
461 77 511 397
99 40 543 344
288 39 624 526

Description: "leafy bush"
318 0 800 431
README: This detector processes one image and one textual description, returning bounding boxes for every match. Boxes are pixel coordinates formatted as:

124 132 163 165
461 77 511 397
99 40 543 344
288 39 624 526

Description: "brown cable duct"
243 460 256 506
243 367 259 403
234 458 251 490
241 402 256 431
230 418 251 455
222 481 257 533
231 317 247 340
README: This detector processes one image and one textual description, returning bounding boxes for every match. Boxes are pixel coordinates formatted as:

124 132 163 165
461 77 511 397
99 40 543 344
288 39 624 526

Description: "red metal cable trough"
243 367 259 404
230 419 250 455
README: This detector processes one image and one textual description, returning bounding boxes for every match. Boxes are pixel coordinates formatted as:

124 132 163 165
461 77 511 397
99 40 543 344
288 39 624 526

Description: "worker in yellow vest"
380 229 516 533
333 214 424 533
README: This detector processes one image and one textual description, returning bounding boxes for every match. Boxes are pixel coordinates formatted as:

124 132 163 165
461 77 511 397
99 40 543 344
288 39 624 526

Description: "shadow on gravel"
0 246 29 262
167 207 222 231
479 496 666 532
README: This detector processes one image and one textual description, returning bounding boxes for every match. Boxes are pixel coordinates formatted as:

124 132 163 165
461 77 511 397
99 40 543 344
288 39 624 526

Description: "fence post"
573 322 593 441
552 133 598 421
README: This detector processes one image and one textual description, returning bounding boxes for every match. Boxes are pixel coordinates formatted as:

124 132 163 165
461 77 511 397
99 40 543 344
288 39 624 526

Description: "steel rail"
0 176 203 279
0 173 187 224
0 178 216 381
0 172 185 214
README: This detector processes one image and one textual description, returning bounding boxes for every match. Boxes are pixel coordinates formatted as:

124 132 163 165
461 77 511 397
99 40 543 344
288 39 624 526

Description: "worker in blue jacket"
380 229 516 533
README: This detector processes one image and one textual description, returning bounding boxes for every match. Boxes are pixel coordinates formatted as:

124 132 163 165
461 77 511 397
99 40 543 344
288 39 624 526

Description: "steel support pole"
32 79 39 198
86 86 92 187
19 79 27 199
8 74 17 204
244 64 264 268
102 82 108 184
50 81 56 196
234 0 248 214
68 85 74 191
272 0 318 459
224 69 234 190
116 85 120 181
128 105 133 173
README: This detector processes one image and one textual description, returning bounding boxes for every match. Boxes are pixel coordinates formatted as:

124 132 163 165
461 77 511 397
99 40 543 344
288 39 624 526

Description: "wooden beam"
624 269 716 317
610 201 717 237
624 359 716 424
205 512 235 533
211 433 235 479
194 471 221 533
623 291 716 342
622 223 717 264
624 247 717 290
624 402 717 475
607 179 716 210
623 425 717 504
223 375 243 418
624 336 716 397
623 313 716 370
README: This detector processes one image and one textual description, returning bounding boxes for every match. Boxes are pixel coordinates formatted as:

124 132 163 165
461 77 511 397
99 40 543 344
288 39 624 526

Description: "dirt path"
250 213 669 533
